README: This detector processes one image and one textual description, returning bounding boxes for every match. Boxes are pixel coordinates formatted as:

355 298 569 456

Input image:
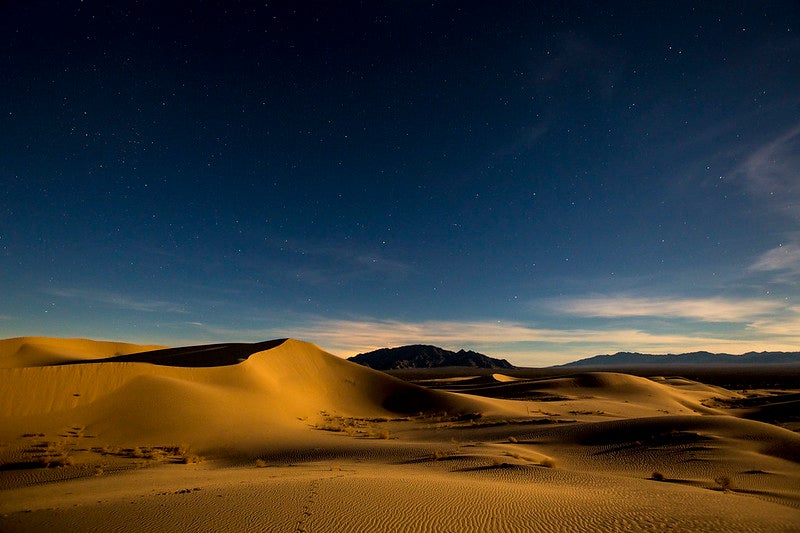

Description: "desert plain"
1 337 799 532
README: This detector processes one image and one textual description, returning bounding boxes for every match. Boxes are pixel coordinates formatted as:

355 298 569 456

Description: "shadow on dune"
58 339 288 367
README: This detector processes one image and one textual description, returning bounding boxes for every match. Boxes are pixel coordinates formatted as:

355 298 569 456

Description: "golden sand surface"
1 338 798 532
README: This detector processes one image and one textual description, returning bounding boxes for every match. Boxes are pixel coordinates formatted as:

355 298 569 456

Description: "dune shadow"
57 339 288 367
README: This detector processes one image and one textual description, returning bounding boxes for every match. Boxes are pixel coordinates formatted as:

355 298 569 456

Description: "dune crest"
0 337 166 369
491 373 523 382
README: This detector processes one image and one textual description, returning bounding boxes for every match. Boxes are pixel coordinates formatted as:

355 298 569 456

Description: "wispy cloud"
255 238 413 286
747 306 800 336
288 318 732 351
750 243 800 281
280 317 800 364
535 33 624 98
492 123 549 160
548 295 782 323
47 288 187 314
179 308 800 366
735 123 800 218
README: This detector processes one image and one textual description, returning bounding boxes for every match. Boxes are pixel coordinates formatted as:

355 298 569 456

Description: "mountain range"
349 345 800 370
559 351 800 367
348 345 515 370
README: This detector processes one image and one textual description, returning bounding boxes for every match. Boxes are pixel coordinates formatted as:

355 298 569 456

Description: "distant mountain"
349 345 515 370
559 351 800 367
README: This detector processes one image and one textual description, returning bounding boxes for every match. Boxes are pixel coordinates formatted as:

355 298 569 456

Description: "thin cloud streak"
282 318 800 365
47 288 187 314
748 305 800 336
735 123 800 218
181 311 800 366
549 296 782 322
750 244 800 280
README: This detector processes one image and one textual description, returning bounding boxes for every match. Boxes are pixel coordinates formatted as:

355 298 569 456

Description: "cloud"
181 308 800 366
748 307 800 336
735 123 800 218
492 123 549 160
535 33 624 98
750 243 800 280
257 238 413 286
47 288 187 314
281 317 800 364
548 295 782 323
291 319 703 350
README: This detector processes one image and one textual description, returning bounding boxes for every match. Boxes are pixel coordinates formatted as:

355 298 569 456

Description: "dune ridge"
0 337 166 369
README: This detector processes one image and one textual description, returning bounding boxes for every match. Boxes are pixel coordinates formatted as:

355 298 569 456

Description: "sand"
1 337 798 532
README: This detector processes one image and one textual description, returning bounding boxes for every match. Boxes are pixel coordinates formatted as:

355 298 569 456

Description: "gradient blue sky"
2 1 799 365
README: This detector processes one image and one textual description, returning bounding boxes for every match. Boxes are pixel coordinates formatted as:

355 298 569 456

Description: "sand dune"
491 372 523 382
0 337 165 369
0 339 498 451
2 337 799 532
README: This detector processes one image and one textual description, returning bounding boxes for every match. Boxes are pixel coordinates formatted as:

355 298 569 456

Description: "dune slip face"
1 337 799 532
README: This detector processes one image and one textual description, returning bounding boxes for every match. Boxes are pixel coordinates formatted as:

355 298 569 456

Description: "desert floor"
1 338 798 532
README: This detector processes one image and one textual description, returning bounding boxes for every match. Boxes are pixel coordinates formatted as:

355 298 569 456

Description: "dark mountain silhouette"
558 351 800 367
349 344 515 370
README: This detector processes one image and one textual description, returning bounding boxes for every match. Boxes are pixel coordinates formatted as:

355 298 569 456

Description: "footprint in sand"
295 479 320 533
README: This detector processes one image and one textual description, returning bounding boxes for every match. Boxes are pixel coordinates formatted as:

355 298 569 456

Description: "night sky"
2 1 798 365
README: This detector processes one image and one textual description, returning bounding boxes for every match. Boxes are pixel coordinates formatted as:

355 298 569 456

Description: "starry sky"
1 1 799 365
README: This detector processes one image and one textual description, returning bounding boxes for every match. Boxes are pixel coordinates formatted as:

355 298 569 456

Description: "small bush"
651 471 665 481
714 475 733 492
254 459 267 468
179 454 202 465
40 454 74 468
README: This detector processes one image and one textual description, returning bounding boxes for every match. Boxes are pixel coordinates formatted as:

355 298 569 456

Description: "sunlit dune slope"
0 338 498 452
521 413 800 463
0 337 166 369
538 372 732 411
490 373 523 382
446 371 740 418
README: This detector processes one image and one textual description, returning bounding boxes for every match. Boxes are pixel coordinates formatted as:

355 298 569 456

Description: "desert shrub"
432 449 449 461
40 454 73 468
377 430 391 440
714 475 733 492
651 471 665 481
254 459 267 468
129 447 148 459
179 454 202 464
